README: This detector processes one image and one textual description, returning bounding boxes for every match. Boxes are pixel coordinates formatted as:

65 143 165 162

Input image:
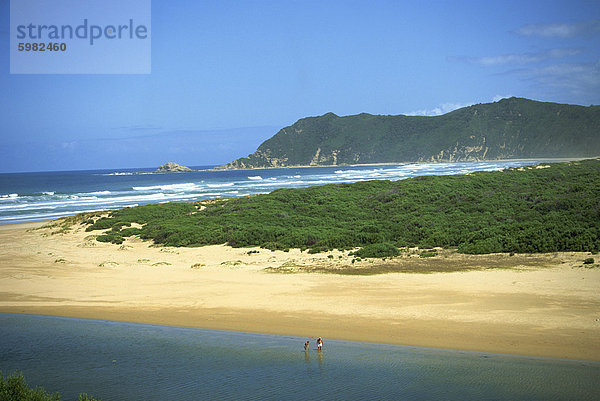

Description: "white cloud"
492 95 512 102
505 60 600 101
515 20 600 38
405 102 475 116
452 48 581 67
405 95 519 117
444 20 600 105
61 141 77 151
531 61 600 90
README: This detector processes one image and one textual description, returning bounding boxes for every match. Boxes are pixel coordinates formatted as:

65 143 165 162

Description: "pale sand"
1 221 599 361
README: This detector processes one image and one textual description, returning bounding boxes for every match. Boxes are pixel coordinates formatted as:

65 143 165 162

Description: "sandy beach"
1 220 599 362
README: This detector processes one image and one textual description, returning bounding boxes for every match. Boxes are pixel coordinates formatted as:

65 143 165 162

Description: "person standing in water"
304 340 310 351
317 337 323 351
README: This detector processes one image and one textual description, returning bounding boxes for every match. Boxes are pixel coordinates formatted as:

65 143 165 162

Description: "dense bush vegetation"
0 371 100 401
85 159 600 254
352 243 401 258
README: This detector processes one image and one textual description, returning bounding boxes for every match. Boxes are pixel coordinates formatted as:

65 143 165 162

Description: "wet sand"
1 220 599 361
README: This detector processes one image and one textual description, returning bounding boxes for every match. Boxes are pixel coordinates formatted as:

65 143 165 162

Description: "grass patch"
264 261 303 274
221 260 244 267
39 212 102 235
265 251 553 275
98 261 119 267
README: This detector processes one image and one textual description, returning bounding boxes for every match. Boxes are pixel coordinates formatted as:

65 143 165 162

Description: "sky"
1 0 599 173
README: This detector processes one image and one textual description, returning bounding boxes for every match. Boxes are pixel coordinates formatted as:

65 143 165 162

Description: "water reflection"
318 350 324 370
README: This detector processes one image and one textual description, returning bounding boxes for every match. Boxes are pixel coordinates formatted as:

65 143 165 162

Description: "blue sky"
1 0 599 172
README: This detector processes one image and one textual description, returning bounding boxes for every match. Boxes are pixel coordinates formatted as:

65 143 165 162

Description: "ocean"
0 314 598 401
0 160 548 225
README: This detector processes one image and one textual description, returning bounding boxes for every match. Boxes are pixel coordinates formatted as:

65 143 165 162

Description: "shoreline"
4 307 599 363
212 157 595 171
1 220 599 362
1 157 592 176
4 311 599 365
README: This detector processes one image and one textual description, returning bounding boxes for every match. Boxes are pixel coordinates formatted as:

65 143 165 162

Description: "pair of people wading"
305 337 324 351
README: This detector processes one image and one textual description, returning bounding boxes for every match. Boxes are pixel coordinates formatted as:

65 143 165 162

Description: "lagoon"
1 314 598 400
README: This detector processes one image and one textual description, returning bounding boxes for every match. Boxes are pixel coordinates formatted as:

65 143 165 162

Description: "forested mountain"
217 98 600 169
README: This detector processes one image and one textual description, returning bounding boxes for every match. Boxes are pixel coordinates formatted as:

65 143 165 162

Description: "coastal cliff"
216 97 600 169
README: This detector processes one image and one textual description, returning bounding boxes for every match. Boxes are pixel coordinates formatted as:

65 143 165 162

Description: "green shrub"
583 257 594 264
119 227 142 237
111 221 131 230
79 394 101 401
308 246 329 254
85 217 114 231
353 243 401 259
260 242 287 251
96 233 124 244
0 370 101 401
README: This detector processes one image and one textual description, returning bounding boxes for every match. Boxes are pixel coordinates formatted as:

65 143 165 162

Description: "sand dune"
1 221 599 361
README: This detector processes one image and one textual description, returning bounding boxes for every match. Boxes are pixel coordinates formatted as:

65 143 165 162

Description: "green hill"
217 97 600 169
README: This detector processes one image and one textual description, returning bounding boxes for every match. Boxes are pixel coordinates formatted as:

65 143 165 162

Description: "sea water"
0 160 550 224
0 314 598 401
